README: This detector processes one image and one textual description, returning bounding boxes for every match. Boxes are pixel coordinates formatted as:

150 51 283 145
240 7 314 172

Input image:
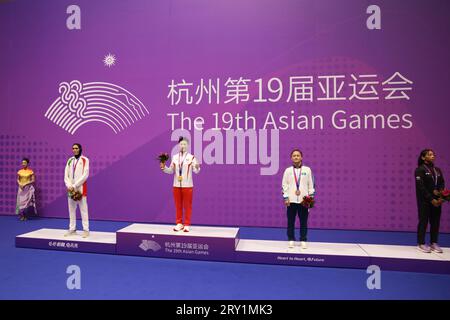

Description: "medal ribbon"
72 158 80 179
178 152 187 177
424 165 438 188
293 166 302 191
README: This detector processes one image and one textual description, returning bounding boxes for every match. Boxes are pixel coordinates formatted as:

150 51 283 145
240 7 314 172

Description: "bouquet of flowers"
301 195 315 208
68 190 83 201
157 152 170 164
438 189 450 202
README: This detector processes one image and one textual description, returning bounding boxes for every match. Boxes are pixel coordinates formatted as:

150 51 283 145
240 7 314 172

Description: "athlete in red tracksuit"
161 137 200 232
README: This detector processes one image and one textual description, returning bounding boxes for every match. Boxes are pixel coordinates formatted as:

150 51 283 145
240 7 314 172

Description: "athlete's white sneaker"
82 230 90 238
430 243 443 253
64 230 77 237
288 241 295 248
173 224 184 232
183 226 190 233
417 244 431 253
300 241 307 249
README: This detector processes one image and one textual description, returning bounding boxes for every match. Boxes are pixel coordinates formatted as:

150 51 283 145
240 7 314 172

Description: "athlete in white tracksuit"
64 143 90 237
282 149 315 248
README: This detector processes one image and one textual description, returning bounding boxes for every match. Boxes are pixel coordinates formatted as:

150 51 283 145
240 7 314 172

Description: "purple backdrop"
1 0 449 232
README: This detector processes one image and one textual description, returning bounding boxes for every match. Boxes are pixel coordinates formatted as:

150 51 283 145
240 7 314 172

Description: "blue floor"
1 215 450 300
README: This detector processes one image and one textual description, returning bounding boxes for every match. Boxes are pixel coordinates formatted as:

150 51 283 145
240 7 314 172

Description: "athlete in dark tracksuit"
415 149 445 253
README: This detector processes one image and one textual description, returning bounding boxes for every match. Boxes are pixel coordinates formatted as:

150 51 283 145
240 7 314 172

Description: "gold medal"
177 176 183 182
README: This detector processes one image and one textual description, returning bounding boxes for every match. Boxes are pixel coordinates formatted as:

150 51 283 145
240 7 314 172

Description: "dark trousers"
417 202 442 245
286 203 309 241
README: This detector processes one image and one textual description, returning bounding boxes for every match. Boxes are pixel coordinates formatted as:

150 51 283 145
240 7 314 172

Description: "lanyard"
424 165 438 188
72 158 80 179
293 166 302 190
178 152 187 176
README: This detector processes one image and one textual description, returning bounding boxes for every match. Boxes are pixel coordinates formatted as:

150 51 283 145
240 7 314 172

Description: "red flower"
157 152 170 163
301 195 315 208
440 189 450 202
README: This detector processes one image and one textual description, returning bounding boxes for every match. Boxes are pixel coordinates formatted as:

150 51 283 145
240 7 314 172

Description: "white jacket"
64 156 89 196
282 165 315 204
163 152 200 187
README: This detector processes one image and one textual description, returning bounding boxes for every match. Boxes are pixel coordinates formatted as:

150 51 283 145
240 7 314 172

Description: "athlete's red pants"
173 187 193 226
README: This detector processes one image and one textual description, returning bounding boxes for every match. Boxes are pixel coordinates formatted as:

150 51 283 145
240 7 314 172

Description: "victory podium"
15 223 450 274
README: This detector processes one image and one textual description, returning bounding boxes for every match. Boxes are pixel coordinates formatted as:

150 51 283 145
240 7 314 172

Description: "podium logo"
45 80 149 134
139 239 161 252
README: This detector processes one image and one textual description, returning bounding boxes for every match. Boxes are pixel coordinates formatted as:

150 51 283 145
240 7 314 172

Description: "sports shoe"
430 243 443 253
183 226 190 232
288 241 295 248
300 241 307 249
64 230 77 237
417 244 431 253
173 224 184 232
82 230 90 238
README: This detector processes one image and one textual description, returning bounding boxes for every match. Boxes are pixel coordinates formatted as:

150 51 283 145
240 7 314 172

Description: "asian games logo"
44 80 149 134
139 239 162 252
